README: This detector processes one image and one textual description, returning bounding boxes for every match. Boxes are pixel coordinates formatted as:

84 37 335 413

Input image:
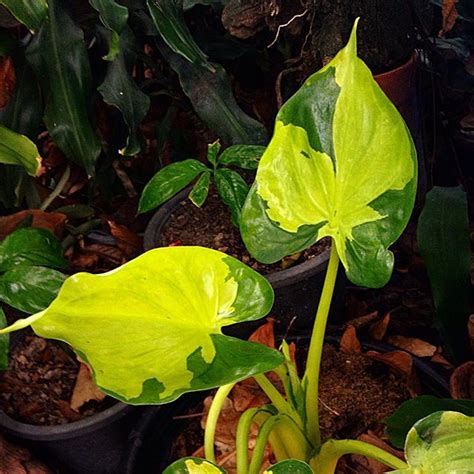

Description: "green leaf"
16 247 281 404
240 21 417 288
147 0 211 69
0 0 47 31
207 140 221 167
388 411 474 473
0 266 66 314
219 145 266 170
164 457 226 473
90 0 129 60
183 0 229 10
417 186 471 363
264 460 313 473
26 0 101 176
0 228 68 272
0 125 41 176
139 159 208 213
214 168 249 226
0 307 8 371
189 171 211 207
386 395 474 449
98 27 150 156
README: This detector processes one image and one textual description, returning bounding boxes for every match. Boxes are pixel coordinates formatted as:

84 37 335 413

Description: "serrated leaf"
139 159 208 213
0 307 8 370
98 27 150 156
264 460 313 473
0 266 66 313
0 228 67 272
6 247 282 404
26 0 101 176
219 144 266 170
164 457 226 473
388 411 474 473
240 20 417 288
0 124 41 176
386 395 474 449
0 0 47 31
417 186 471 363
189 171 211 207
214 168 249 226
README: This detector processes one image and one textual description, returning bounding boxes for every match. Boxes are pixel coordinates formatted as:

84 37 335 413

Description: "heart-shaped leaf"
388 411 474 473
10 247 281 404
264 460 313 473
164 457 226 473
240 20 417 288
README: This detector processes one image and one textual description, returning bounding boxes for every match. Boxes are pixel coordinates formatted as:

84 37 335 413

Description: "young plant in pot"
1 21 473 473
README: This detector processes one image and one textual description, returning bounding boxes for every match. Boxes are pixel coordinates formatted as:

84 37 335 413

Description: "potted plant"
1 20 472 473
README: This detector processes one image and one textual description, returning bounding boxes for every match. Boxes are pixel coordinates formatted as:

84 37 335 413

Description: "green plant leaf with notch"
0 0 47 31
138 159 208 213
240 21 417 288
0 125 41 176
389 411 474 473
215 168 249 226
164 457 226 473
2 247 282 404
219 145 266 170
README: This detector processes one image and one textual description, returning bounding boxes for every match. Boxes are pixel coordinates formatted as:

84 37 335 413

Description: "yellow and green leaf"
0 247 281 404
164 457 226 473
240 20 417 288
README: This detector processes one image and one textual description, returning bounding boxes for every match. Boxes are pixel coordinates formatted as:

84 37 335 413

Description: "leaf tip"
347 17 360 56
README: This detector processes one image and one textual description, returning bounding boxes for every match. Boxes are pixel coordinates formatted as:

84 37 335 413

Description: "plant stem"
248 416 281 474
253 374 296 421
311 439 408 473
40 165 70 211
204 383 235 463
303 242 340 447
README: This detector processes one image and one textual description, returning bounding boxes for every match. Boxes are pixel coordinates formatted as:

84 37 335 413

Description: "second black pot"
143 188 346 335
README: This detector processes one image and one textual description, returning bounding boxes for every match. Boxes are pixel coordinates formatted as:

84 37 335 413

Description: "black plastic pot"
0 333 139 474
122 338 450 474
143 188 346 335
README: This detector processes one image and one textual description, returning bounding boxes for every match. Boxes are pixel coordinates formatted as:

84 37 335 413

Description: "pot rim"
143 187 330 289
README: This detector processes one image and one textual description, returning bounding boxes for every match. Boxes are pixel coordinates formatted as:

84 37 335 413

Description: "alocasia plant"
2 20 471 474
138 141 265 226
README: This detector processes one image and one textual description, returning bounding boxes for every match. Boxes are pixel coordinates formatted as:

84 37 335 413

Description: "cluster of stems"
203 241 408 473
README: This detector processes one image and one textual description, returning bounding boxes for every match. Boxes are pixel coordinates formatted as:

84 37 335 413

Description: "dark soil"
168 344 409 465
0 335 111 426
161 189 330 275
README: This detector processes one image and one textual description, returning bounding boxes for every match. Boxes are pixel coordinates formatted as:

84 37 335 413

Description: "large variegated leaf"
240 21 417 288
2 247 281 404
264 460 313 473
389 411 474 473
164 457 225 473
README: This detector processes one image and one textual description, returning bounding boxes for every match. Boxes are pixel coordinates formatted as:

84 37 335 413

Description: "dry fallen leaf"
387 336 436 358
248 318 276 348
70 363 106 412
349 310 379 330
0 56 15 108
450 361 474 399
441 0 458 35
340 325 362 354
0 210 67 240
369 313 390 341
107 220 142 257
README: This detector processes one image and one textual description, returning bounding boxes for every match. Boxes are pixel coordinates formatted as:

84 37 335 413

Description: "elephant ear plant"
1 20 473 473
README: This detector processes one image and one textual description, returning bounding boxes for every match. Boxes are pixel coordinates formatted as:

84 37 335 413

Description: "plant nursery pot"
143 187 346 336
122 338 450 474
0 333 139 474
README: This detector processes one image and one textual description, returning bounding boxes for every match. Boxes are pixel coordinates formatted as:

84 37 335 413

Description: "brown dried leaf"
248 318 275 349
369 313 390 341
450 361 474 399
83 243 125 265
431 351 454 370
387 336 436 357
0 56 15 108
107 220 142 257
70 363 106 412
349 310 379 330
0 210 67 240
340 325 361 354
441 0 458 35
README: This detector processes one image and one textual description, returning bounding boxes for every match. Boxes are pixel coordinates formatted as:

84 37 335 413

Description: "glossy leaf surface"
23 247 280 404
0 266 66 313
264 460 313 473
26 0 101 175
219 145 266 170
0 308 8 371
386 395 474 449
164 457 225 473
0 228 67 272
138 159 208 213
98 27 150 156
215 168 249 226
0 0 47 31
417 186 471 363
0 125 41 176
189 171 211 207
389 411 474 473
241 22 417 287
